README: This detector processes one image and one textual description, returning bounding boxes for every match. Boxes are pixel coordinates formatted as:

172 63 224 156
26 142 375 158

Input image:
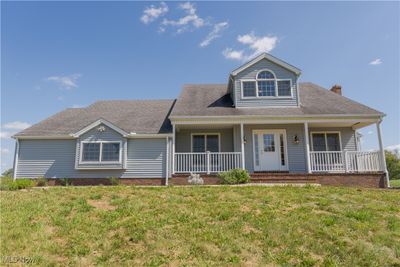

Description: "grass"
390 179 400 187
0 186 399 266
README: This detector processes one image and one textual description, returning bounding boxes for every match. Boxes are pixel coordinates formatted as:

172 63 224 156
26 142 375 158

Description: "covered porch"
171 119 388 180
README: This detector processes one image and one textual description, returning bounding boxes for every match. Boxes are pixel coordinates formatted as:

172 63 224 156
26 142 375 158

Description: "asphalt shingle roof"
170 82 383 117
15 100 175 137
15 82 383 137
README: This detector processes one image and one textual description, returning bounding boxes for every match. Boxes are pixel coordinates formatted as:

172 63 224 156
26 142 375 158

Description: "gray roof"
16 82 383 137
170 82 383 117
15 100 175 137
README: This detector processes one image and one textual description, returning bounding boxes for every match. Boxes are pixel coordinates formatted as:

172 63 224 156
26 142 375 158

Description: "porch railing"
175 152 242 174
310 150 382 173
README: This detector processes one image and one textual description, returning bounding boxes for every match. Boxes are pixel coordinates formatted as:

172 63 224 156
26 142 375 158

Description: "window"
311 132 341 151
192 134 220 152
81 142 121 163
82 143 100 161
277 80 291 96
280 134 285 166
263 134 275 152
102 143 120 161
242 69 292 98
254 134 260 166
242 81 256 97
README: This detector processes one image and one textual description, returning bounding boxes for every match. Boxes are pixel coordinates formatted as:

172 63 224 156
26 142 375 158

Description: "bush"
108 177 120 186
59 178 72 186
218 169 250 184
0 177 34 191
386 150 400 180
36 177 48 187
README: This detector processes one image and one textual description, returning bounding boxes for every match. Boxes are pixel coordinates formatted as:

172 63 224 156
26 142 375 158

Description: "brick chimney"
330 84 342 95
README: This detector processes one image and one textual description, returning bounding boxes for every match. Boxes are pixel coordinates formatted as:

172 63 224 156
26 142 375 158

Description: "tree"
385 150 400 180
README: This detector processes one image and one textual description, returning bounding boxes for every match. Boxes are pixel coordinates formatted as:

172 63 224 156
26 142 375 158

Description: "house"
12 53 389 187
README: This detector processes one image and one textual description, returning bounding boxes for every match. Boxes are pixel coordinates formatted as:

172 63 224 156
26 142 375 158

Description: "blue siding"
16 137 170 179
234 58 299 107
76 124 126 169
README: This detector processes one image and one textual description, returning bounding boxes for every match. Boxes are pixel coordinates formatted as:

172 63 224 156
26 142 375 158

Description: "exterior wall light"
293 134 300 144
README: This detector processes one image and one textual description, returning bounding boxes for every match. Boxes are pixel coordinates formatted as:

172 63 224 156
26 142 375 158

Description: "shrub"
36 177 48 187
59 178 72 186
218 169 250 184
0 177 34 191
108 177 120 186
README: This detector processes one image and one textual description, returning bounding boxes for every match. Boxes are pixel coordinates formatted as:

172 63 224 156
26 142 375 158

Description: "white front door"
253 130 288 172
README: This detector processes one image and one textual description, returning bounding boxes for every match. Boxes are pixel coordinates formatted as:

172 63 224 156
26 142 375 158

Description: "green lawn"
1 186 399 266
391 179 400 187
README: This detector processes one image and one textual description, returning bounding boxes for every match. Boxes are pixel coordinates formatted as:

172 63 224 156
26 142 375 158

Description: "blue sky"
1 1 399 172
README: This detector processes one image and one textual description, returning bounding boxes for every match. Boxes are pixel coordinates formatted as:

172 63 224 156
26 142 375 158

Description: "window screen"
102 143 120 161
242 81 256 97
82 143 100 161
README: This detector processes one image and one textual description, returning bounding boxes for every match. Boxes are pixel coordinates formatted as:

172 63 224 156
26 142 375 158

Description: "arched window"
257 70 276 96
241 69 293 98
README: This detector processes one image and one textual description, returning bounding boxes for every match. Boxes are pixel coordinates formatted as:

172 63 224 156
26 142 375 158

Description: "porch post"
376 120 389 186
165 137 169 186
240 123 245 170
304 122 311 173
172 124 176 174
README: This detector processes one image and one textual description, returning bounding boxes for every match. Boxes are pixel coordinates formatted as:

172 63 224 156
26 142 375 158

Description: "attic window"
241 69 293 98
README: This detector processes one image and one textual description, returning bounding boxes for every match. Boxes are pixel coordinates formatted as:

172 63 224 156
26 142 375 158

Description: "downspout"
12 138 19 180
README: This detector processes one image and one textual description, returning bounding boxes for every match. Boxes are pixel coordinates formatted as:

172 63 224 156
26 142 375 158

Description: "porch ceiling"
176 124 235 131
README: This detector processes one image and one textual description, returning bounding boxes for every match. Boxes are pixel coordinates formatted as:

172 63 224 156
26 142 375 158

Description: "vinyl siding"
15 137 170 179
243 124 307 173
121 139 166 178
234 58 299 107
76 124 126 169
175 128 234 152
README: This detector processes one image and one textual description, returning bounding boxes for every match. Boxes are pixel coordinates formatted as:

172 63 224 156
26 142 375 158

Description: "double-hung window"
241 70 292 98
192 134 220 152
311 132 341 151
81 141 121 163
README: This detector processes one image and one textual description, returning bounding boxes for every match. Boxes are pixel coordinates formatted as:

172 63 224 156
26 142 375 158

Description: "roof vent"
330 84 342 95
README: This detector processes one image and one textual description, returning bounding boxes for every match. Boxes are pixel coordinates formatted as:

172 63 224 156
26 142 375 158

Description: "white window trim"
190 133 221 152
79 141 122 164
310 131 342 152
240 69 293 99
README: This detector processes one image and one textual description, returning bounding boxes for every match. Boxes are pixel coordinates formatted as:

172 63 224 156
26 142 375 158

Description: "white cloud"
0 131 13 139
223 32 278 61
369 58 382 65
71 104 84 108
46 74 82 89
386 144 400 157
161 2 206 33
222 48 244 60
1 148 10 154
140 2 168 24
200 21 229 47
3 121 31 130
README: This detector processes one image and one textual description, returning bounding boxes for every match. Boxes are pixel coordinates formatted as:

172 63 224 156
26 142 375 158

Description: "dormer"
228 53 302 108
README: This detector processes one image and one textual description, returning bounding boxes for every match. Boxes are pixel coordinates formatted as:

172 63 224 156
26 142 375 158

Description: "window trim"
190 133 221 152
240 69 293 99
79 141 122 164
310 131 342 152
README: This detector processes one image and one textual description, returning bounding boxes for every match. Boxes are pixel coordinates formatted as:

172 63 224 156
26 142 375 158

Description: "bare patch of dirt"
87 199 116 211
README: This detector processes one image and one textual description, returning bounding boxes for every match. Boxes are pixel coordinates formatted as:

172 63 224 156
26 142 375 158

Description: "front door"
253 130 288 172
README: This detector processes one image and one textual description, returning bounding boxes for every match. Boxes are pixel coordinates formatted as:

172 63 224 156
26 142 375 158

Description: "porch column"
304 122 311 173
240 123 245 169
165 137 169 186
172 124 176 174
376 120 389 186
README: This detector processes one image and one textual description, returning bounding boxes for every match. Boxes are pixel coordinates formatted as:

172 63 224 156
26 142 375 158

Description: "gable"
235 58 298 81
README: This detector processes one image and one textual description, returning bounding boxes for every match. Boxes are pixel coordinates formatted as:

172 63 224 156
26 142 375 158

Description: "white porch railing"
310 150 382 173
175 152 242 174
